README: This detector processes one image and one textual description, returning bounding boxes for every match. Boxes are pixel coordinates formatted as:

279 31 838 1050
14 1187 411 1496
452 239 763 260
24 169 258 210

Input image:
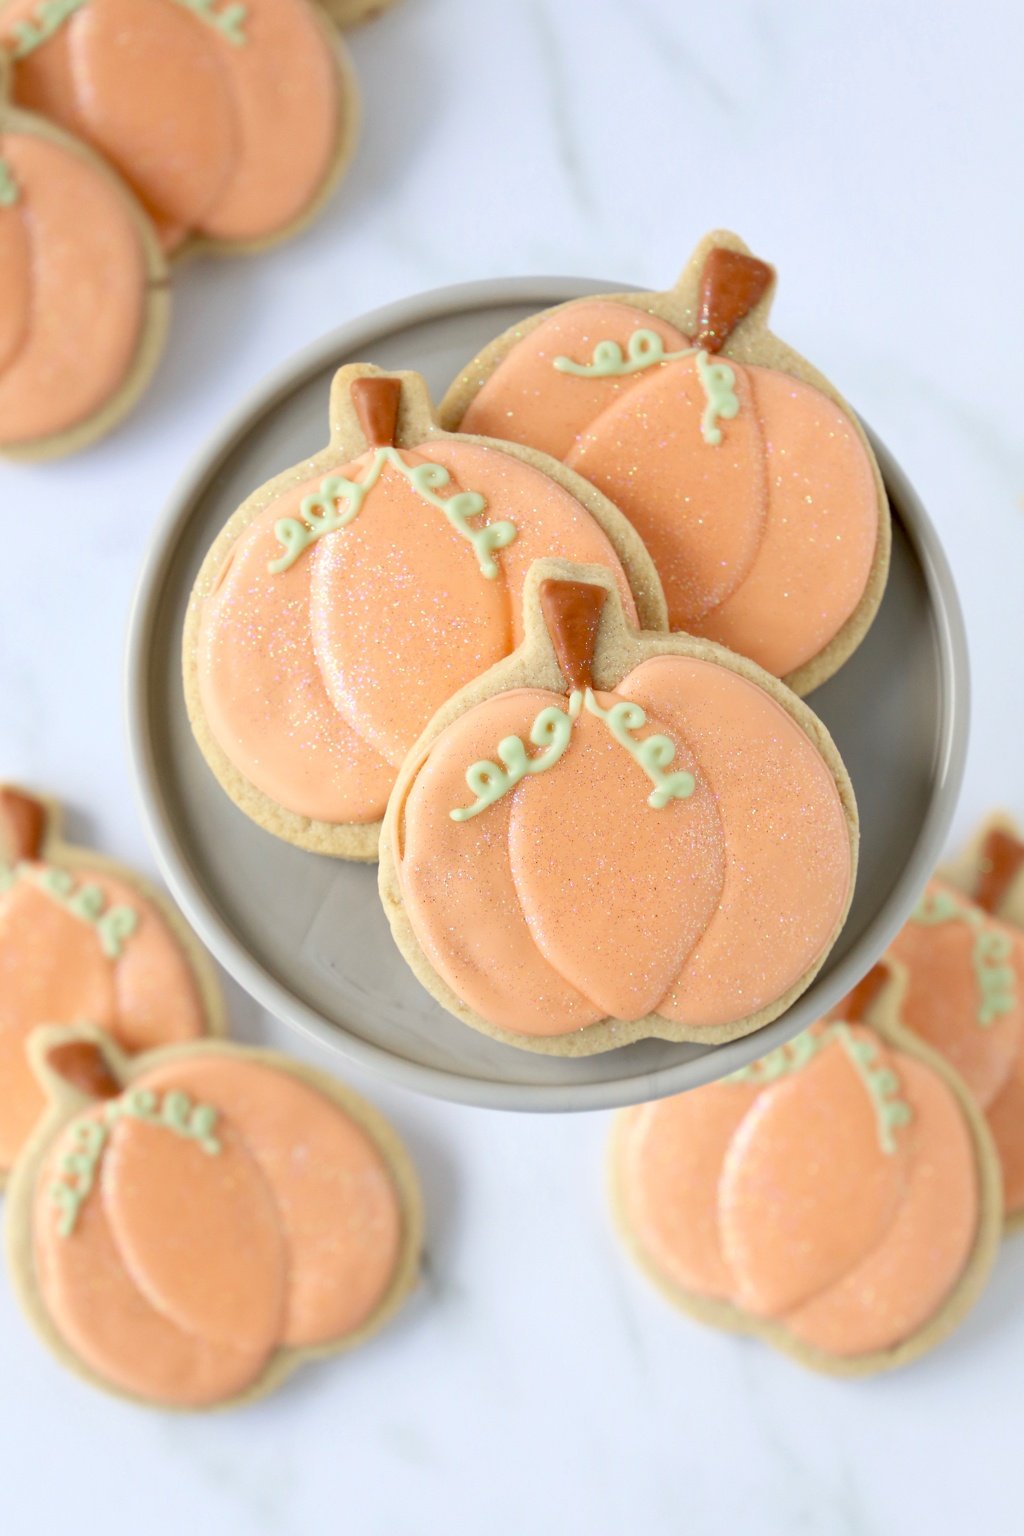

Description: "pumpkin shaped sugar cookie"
442 230 891 694
379 560 857 1055
0 787 222 1180
185 367 665 859
1 0 356 255
610 1007 1000 1375
6 1025 421 1409
0 83 167 460
835 883 1024 1225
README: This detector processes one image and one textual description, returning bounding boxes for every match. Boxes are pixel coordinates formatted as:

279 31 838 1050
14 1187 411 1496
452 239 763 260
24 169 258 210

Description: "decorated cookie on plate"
6 1024 421 1408
442 230 891 693
609 1000 1000 1374
0 71 167 459
834 881 1024 1225
0 0 356 255
379 560 856 1055
184 368 665 859
0 786 222 1181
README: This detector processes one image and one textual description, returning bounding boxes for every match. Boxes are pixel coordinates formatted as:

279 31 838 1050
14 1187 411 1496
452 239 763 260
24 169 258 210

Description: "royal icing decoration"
0 157 19 207
450 688 696 822
0 861 138 958
173 0 248 45
5 0 86 58
5 0 247 55
269 447 518 580
552 328 740 446
912 887 1017 1026
732 1024 913 1155
50 1087 221 1237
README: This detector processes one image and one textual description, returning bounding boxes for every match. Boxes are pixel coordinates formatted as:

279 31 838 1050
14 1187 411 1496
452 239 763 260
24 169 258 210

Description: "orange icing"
32 1052 404 1406
396 655 851 1035
459 298 879 677
616 1025 979 1359
2 0 341 252
0 131 147 447
862 880 1024 1217
0 869 206 1171
197 440 639 826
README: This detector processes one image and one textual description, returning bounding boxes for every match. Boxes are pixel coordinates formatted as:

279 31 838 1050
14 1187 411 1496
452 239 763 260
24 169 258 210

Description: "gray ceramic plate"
126 277 969 1112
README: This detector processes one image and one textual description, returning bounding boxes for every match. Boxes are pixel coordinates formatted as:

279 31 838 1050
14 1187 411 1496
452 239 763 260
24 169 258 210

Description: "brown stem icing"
46 1041 122 1102
539 579 607 692
0 787 48 864
974 828 1024 914
351 376 402 448
833 962 890 1023
695 247 774 354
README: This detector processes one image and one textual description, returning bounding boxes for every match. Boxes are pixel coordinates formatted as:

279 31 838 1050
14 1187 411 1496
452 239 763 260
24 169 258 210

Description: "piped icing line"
50 1086 222 1238
449 688 695 822
551 328 739 446
693 349 740 446
4 0 87 59
911 887 1017 1027
0 158 19 207
172 0 248 45
269 447 517 580
450 691 583 822
730 1024 912 1155
552 328 696 379
582 691 696 808
0 860 138 959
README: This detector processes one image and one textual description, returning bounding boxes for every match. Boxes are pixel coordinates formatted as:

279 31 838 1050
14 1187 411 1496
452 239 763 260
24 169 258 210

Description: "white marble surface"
2 0 1023 1531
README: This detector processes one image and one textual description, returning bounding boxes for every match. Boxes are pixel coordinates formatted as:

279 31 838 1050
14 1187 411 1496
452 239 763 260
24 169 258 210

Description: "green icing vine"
551 327 740 446
0 157 19 208
173 0 248 46
553 327 696 379
5 1 246 61
5 0 87 59
450 691 583 822
912 887 1017 1027
0 860 137 958
729 1024 912 1156
269 446 517 581
50 1086 221 1238
449 687 695 822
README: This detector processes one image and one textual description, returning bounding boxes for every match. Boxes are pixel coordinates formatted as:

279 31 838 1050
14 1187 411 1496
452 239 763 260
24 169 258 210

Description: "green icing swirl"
911 888 1017 1027
582 691 695 809
0 158 19 208
5 0 87 59
450 691 583 822
5 0 246 60
173 0 248 45
551 327 741 446
50 1086 222 1238
448 686 696 822
269 446 517 581
729 1023 913 1156
0 860 137 959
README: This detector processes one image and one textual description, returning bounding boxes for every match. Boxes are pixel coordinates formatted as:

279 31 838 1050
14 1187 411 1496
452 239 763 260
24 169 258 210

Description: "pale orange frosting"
616 1024 979 1358
0 132 147 447
459 298 879 677
2 0 341 252
33 1053 403 1406
877 880 1024 1217
0 868 207 1171
396 655 851 1035
197 442 639 825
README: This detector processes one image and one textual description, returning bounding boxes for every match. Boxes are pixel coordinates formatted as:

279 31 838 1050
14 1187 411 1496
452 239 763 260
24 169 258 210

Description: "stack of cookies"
185 231 885 1059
